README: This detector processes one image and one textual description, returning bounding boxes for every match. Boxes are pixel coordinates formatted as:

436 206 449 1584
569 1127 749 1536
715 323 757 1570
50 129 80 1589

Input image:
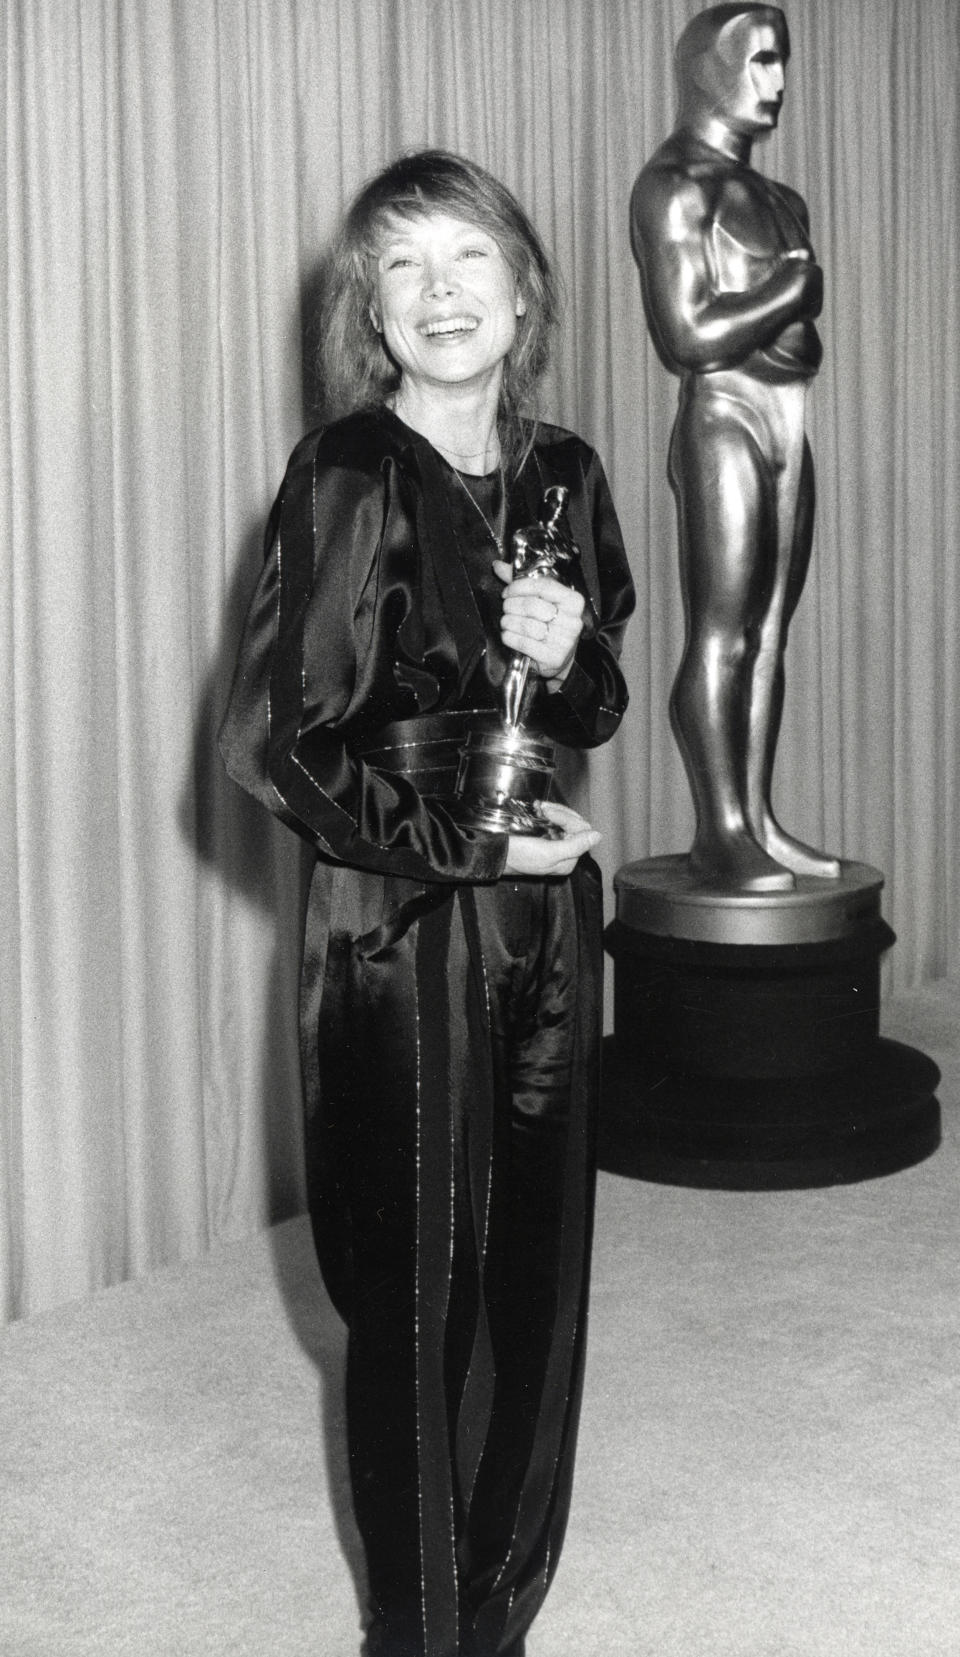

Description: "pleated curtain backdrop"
2 0 958 1321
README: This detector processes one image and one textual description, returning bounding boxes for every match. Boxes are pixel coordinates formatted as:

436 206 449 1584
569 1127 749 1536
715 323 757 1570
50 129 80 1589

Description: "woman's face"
371 211 525 398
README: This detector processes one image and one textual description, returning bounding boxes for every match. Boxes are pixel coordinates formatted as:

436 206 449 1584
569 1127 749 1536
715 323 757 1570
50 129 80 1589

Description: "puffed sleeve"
219 429 508 884
532 444 635 748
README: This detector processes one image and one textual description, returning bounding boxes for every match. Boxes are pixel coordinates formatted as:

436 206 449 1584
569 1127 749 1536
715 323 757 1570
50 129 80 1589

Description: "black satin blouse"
219 405 635 886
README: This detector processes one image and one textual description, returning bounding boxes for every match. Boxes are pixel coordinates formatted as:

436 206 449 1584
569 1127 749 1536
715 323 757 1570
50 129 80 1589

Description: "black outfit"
220 406 634 1657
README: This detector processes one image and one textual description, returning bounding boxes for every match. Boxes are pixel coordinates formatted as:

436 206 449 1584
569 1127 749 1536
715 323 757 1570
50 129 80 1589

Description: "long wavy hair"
318 149 560 475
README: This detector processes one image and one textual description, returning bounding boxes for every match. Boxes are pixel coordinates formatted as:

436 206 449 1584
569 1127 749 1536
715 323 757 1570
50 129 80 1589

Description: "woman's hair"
319 149 560 472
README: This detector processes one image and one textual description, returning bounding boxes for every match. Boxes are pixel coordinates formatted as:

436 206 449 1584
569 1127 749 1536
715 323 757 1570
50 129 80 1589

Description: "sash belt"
351 708 501 800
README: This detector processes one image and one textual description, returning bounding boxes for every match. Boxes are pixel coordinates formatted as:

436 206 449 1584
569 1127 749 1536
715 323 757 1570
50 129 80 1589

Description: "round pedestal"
614 854 887 946
603 857 941 1189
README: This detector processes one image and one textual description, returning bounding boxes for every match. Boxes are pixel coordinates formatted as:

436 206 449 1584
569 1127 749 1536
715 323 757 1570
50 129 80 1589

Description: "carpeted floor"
1 981 957 1657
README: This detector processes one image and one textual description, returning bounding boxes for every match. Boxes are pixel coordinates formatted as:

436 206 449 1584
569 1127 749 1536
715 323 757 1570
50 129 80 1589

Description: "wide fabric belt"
351 708 501 800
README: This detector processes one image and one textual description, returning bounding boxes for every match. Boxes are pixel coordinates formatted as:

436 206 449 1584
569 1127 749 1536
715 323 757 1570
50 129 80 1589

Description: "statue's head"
676 5 790 137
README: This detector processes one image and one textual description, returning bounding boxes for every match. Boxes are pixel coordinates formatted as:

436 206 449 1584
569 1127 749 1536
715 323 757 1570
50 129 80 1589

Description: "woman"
220 150 634 1657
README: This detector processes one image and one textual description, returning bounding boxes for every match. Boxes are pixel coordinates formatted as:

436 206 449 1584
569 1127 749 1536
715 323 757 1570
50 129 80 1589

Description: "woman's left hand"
493 561 585 687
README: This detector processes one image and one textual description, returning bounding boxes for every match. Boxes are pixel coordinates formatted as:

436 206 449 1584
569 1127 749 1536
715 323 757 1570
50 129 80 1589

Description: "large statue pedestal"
602 857 941 1189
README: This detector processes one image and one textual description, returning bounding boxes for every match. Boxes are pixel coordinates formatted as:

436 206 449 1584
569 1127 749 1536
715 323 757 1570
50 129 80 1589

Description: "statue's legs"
670 373 839 887
740 402 840 879
668 375 795 891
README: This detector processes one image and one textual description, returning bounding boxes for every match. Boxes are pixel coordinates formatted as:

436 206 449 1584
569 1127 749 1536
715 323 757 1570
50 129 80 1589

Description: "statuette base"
601 856 941 1189
454 728 562 838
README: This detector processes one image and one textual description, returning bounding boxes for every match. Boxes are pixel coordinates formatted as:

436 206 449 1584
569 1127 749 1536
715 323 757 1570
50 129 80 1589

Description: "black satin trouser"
302 857 603 1657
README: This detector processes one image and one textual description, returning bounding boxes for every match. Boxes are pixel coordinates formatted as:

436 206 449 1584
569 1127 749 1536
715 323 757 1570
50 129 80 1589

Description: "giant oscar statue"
604 4 940 1186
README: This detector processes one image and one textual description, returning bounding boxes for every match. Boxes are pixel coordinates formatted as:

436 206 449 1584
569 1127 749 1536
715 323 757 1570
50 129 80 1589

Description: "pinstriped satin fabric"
303 858 602 1657
221 408 633 1653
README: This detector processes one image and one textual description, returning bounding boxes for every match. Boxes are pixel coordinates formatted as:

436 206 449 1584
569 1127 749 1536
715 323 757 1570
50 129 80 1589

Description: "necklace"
389 396 501 472
434 438 502 468
447 463 507 559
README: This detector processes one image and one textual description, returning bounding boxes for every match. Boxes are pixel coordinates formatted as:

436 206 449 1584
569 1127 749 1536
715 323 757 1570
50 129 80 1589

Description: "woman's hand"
503 802 600 877
493 561 585 688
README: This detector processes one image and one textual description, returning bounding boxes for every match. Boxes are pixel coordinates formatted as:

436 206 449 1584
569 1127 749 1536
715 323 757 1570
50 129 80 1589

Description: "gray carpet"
1 981 957 1657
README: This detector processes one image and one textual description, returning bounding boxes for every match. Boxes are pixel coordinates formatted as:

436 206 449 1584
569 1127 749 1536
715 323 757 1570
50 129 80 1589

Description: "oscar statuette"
454 485 580 838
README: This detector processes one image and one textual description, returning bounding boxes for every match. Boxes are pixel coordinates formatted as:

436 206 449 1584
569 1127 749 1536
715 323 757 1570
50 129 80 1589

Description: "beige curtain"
2 0 957 1321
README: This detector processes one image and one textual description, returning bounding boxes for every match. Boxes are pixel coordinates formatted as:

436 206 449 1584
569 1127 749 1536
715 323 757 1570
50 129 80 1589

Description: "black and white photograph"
2 3 958 1654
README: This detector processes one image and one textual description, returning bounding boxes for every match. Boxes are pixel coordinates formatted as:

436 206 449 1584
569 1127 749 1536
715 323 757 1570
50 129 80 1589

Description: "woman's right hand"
503 802 600 877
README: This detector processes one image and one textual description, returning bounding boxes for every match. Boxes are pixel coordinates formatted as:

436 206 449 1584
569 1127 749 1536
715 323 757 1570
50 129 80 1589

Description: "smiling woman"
320 150 559 479
370 215 527 420
219 149 635 1657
